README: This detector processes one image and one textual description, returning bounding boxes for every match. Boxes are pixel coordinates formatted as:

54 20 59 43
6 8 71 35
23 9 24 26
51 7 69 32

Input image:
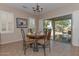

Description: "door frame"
44 14 72 44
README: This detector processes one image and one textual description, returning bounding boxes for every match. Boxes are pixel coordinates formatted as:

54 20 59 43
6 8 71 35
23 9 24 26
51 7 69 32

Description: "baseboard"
0 39 22 45
72 42 79 47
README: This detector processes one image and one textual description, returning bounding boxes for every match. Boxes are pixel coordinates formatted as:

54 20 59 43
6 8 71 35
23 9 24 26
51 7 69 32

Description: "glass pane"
55 19 71 43
28 18 35 32
43 20 53 39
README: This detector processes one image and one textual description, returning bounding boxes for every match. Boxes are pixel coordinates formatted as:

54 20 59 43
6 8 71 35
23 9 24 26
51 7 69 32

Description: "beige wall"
0 4 30 44
34 16 40 33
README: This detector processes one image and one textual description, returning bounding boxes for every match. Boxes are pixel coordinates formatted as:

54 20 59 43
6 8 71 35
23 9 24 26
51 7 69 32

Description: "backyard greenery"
43 19 71 32
55 20 70 28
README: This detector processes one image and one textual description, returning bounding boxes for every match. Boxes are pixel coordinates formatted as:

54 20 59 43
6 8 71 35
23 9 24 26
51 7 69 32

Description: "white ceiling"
6 3 74 15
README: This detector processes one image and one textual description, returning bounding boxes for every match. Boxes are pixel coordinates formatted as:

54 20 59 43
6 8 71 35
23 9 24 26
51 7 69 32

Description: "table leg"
33 39 39 52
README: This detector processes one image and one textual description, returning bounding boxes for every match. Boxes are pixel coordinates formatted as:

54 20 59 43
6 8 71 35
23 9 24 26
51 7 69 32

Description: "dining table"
26 33 46 52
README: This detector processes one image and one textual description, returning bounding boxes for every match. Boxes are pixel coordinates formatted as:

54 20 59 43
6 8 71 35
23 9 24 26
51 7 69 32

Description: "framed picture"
16 18 28 28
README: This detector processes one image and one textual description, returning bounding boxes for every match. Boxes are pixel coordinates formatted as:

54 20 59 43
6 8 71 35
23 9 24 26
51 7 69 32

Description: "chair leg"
23 42 26 55
49 41 51 52
43 45 46 56
24 47 26 55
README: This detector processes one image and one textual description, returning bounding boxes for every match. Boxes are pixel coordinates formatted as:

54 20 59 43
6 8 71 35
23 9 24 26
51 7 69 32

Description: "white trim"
0 39 22 45
72 42 79 47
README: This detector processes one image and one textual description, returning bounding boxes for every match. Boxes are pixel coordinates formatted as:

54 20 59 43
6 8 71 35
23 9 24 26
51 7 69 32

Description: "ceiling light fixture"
32 3 43 16
22 5 27 8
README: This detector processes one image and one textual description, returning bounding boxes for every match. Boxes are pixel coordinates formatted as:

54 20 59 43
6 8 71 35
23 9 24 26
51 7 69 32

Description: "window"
39 19 44 32
28 18 35 32
0 11 14 33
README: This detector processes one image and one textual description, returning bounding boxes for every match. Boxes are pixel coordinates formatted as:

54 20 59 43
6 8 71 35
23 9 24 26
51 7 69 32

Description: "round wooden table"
26 34 46 51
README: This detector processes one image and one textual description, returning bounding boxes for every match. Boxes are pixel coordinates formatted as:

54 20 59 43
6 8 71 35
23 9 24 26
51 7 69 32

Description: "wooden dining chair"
46 29 51 52
21 28 34 55
37 29 51 56
21 28 26 55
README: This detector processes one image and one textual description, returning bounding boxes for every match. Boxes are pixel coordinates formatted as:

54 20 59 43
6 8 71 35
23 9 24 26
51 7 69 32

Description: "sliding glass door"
43 14 72 43
54 19 71 43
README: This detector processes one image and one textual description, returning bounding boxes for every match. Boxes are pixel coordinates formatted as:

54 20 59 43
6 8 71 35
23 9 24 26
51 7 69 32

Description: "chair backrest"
47 29 51 40
21 28 26 42
68 30 71 35
28 28 33 33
